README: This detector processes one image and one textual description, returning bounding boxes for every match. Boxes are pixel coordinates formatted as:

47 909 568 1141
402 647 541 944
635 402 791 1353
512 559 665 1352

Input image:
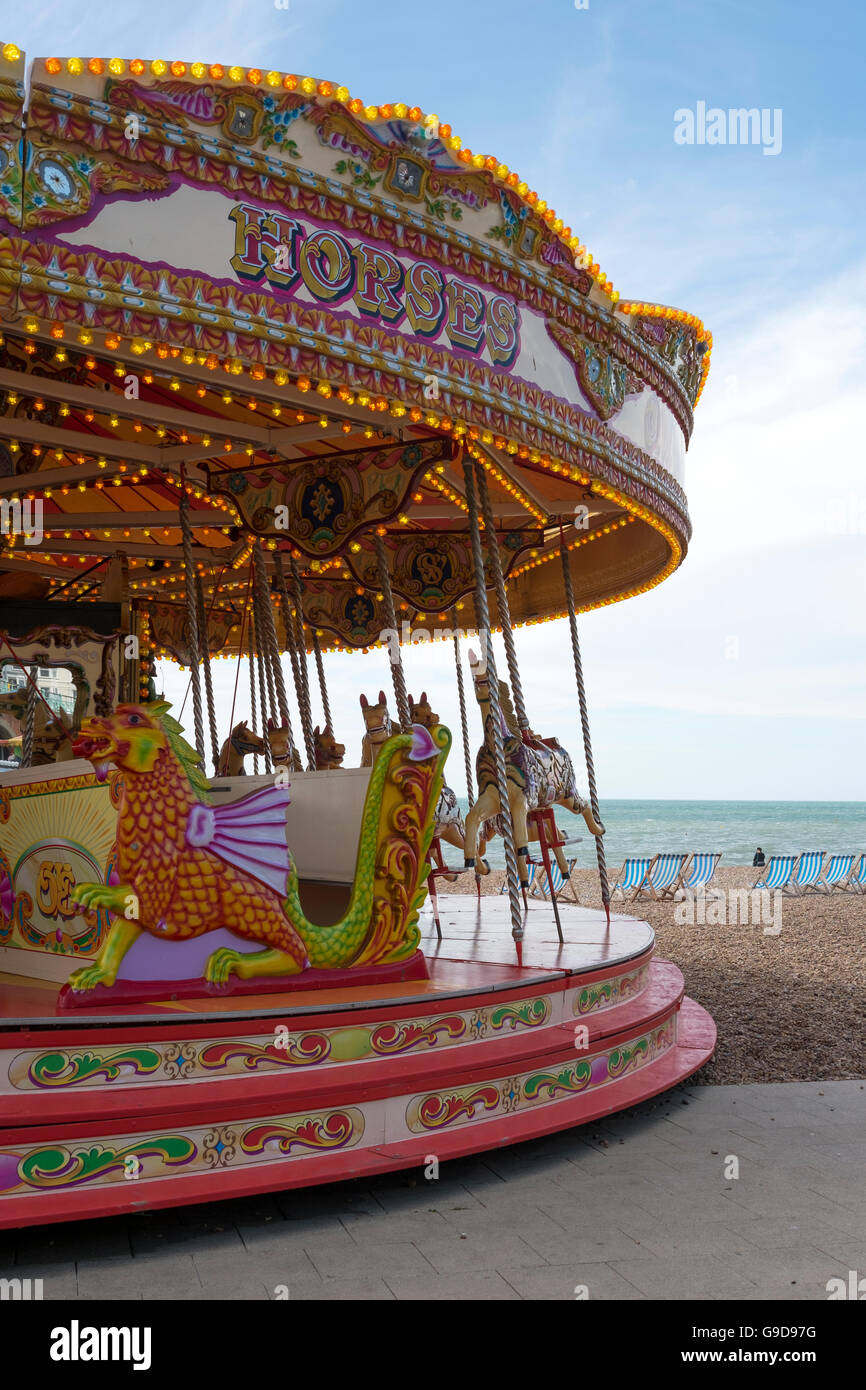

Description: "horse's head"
314 724 346 769
230 721 265 756
266 717 296 764
359 691 391 741
408 691 438 729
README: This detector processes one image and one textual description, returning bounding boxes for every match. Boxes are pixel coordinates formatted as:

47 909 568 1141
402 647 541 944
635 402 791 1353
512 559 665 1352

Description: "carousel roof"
0 44 711 660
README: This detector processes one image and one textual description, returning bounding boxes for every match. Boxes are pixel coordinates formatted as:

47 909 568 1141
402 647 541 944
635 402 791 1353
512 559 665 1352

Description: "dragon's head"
73 704 167 778
73 701 208 796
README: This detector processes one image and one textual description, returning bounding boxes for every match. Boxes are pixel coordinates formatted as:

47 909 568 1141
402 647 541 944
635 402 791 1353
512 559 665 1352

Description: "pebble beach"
439 866 866 1087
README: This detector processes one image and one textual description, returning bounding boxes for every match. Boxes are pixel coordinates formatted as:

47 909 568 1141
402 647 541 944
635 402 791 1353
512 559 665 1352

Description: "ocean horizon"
446 798 866 871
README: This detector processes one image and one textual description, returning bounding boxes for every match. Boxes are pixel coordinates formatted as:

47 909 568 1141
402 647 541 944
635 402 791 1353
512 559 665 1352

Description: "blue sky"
7 0 865 798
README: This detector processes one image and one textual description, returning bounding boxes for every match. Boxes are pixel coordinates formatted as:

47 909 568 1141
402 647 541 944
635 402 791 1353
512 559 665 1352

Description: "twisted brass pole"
272 552 306 745
559 529 610 925
179 492 206 768
453 630 474 807
252 542 292 735
247 614 259 775
195 576 221 775
250 599 273 774
288 556 317 769
374 533 411 729
475 459 530 733
312 630 332 731
462 453 525 958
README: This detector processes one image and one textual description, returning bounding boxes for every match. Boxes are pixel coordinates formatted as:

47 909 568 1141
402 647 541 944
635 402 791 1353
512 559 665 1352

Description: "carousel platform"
0 896 715 1229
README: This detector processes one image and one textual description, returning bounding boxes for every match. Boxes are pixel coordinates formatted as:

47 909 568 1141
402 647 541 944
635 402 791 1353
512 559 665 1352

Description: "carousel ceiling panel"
147 600 241 666
345 529 544 615
206 436 459 552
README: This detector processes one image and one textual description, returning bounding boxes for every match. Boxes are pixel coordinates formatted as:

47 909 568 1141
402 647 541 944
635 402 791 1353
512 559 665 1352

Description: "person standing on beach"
753 847 766 867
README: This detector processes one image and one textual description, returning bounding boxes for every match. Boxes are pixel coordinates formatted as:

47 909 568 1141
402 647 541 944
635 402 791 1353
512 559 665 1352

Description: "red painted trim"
0 944 656 1045
0 998 716 1230
56 951 429 1011
0 959 682 1127
0 963 684 1140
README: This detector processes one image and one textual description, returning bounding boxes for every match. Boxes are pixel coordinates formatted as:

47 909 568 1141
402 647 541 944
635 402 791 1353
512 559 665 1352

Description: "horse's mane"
498 680 521 737
145 700 211 800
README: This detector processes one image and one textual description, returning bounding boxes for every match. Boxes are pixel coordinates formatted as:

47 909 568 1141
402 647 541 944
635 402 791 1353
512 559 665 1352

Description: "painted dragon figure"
67 701 448 994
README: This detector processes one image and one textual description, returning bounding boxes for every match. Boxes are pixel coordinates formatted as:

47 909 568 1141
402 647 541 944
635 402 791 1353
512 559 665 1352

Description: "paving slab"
6 1081 863 1300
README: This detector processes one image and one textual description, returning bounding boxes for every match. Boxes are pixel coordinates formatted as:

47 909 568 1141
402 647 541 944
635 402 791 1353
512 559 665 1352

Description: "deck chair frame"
783 851 825 896
752 854 798 893
678 852 722 897
641 852 689 901
528 857 579 904
610 857 653 902
816 854 856 894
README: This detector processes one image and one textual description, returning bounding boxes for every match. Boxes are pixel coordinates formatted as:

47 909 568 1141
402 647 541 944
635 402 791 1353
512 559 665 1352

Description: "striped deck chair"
752 855 797 892
610 857 653 901
846 853 866 894
500 862 539 894
784 851 825 896
679 852 721 895
817 854 855 894
639 853 688 901
529 858 579 904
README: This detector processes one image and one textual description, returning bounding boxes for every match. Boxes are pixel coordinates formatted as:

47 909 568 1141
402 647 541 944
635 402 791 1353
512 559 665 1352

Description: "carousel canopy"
0 45 711 661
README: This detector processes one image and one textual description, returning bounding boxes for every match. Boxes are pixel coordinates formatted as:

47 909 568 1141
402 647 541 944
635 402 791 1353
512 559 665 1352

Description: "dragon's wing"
185 785 292 897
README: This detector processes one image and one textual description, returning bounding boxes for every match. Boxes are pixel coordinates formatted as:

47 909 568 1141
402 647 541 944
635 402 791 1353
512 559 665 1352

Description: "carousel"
0 44 715 1228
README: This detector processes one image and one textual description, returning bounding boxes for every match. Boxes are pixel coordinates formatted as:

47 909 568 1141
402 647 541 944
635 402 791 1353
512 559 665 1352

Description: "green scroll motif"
28 1048 162 1088
18 1135 197 1189
489 998 551 1031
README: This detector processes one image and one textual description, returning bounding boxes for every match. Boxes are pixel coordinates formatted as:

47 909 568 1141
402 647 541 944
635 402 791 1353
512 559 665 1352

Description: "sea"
445 799 866 871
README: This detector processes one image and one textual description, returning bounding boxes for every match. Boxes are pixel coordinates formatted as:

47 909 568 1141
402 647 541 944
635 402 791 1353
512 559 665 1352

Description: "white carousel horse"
218 720 266 776
463 648 604 879
409 691 466 853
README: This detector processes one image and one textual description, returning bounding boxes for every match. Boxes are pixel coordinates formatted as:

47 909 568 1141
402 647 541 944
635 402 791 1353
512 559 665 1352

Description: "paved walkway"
3 1080 864 1300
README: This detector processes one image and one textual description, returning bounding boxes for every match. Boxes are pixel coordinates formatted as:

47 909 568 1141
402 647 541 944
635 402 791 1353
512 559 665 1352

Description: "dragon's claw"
205 947 243 986
68 964 116 992
70 882 131 913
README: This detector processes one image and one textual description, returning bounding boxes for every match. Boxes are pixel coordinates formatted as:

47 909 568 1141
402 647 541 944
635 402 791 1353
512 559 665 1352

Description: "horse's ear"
408 693 414 707
267 716 275 731
378 690 386 705
421 690 427 703
360 693 368 709
313 724 319 736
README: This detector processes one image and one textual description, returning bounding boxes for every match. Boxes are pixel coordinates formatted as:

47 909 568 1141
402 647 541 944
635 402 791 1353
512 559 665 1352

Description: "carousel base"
0 896 715 1229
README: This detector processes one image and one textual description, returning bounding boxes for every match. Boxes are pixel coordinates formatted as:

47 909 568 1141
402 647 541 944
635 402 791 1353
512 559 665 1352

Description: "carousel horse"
359 691 393 766
313 724 346 770
266 717 304 772
463 649 605 878
409 691 465 852
218 721 266 776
